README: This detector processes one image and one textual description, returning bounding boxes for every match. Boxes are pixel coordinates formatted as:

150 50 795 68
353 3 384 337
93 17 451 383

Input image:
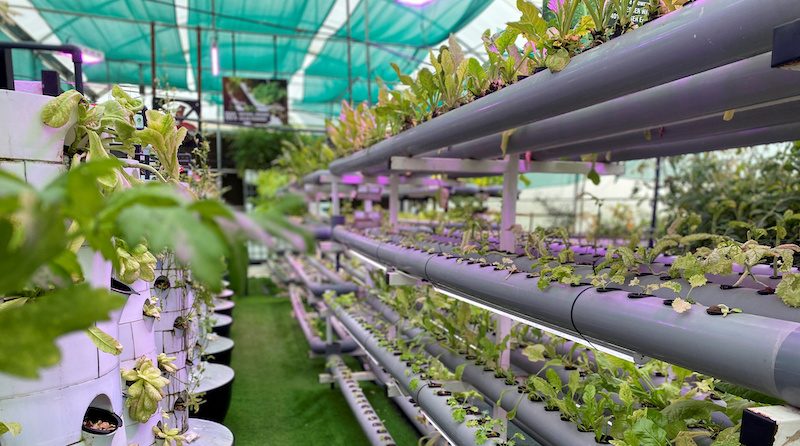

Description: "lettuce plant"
122 356 170 423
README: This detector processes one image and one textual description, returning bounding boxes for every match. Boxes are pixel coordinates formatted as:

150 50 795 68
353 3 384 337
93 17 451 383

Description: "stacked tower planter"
0 251 125 446
0 90 73 188
152 256 197 435
117 278 160 445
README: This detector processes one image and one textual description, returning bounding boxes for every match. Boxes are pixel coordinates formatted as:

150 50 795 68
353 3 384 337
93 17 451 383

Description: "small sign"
222 77 288 126
610 0 651 26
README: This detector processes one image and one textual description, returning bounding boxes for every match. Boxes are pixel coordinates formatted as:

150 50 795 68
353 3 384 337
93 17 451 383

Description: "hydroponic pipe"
427 52 800 164
333 227 800 407
328 0 800 175
607 121 800 162
328 355 398 446
436 98 800 162
289 287 358 354
287 255 359 297
530 100 800 161
332 304 484 446
306 256 346 284
361 295 597 446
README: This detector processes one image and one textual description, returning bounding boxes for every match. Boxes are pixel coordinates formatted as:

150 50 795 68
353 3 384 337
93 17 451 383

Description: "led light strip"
347 249 387 272
432 286 638 363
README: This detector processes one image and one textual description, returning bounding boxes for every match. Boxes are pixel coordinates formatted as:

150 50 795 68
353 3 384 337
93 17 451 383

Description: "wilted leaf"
672 297 692 314
41 89 83 128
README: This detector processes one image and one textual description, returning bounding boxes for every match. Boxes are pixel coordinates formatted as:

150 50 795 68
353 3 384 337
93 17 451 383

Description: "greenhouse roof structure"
3 0 528 123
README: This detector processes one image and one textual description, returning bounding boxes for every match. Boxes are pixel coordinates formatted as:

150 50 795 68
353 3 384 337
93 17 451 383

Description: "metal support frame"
0 42 84 93
389 173 399 229
386 270 419 286
390 156 625 177
494 156 518 430
331 176 341 217
649 157 662 248
150 21 157 103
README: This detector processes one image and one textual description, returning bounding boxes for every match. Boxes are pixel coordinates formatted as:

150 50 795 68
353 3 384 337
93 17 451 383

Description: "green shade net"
26 0 490 117
187 0 335 93
31 0 187 88
303 0 490 104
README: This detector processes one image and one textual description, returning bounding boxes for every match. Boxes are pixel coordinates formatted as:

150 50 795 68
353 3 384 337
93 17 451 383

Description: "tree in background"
662 142 800 243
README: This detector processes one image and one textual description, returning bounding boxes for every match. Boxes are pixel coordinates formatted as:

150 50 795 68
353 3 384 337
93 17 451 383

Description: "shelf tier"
333 226 800 407
328 0 800 176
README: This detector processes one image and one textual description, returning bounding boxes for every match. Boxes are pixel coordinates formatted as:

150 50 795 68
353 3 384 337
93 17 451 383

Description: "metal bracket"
319 371 376 385
386 270 420 286
386 381 403 398
390 156 625 176
318 241 344 254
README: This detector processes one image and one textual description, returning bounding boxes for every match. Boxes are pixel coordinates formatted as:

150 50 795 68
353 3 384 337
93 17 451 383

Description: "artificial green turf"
224 290 421 445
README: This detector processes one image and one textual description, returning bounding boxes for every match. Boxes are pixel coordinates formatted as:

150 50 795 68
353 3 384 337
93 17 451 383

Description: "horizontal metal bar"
391 157 625 176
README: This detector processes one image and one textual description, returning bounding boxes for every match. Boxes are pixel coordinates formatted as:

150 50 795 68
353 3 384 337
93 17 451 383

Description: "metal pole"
150 22 156 106
232 32 237 75
364 0 372 105
389 174 399 229
216 107 223 189
331 177 340 216
138 63 144 95
495 155 518 432
196 26 203 134
272 35 278 79
344 0 353 104
649 157 662 248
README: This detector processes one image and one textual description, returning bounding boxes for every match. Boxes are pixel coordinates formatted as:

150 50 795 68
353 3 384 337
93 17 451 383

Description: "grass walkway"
224 291 420 445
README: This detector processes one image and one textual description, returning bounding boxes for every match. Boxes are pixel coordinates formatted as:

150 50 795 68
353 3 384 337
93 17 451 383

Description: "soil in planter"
82 407 121 435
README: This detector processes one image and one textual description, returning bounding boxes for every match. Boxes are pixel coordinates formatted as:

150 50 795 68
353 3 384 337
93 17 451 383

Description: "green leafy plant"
122 356 170 423
157 353 178 374
153 422 186 446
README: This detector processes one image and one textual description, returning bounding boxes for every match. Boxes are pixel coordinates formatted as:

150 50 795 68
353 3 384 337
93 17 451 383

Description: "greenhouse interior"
2 0 800 445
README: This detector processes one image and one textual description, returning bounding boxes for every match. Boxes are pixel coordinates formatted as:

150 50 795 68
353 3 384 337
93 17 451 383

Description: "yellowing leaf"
672 297 692 314
0 421 21 436
722 109 736 121
41 89 83 128
87 326 122 355
523 344 546 362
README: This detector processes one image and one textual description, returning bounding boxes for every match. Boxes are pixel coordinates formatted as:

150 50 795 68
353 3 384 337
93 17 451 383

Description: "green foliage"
664 145 800 244
135 109 187 182
0 284 123 378
228 129 290 172
153 423 186 446
122 356 170 423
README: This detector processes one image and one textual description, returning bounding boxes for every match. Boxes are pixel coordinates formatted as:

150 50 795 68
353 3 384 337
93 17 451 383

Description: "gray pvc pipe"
333 227 800 407
290 287 357 354
608 122 800 161
432 54 800 162
530 100 800 161
423 341 596 446
306 256 345 284
332 304 484 446
329 355 398 446
328 0 800 175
